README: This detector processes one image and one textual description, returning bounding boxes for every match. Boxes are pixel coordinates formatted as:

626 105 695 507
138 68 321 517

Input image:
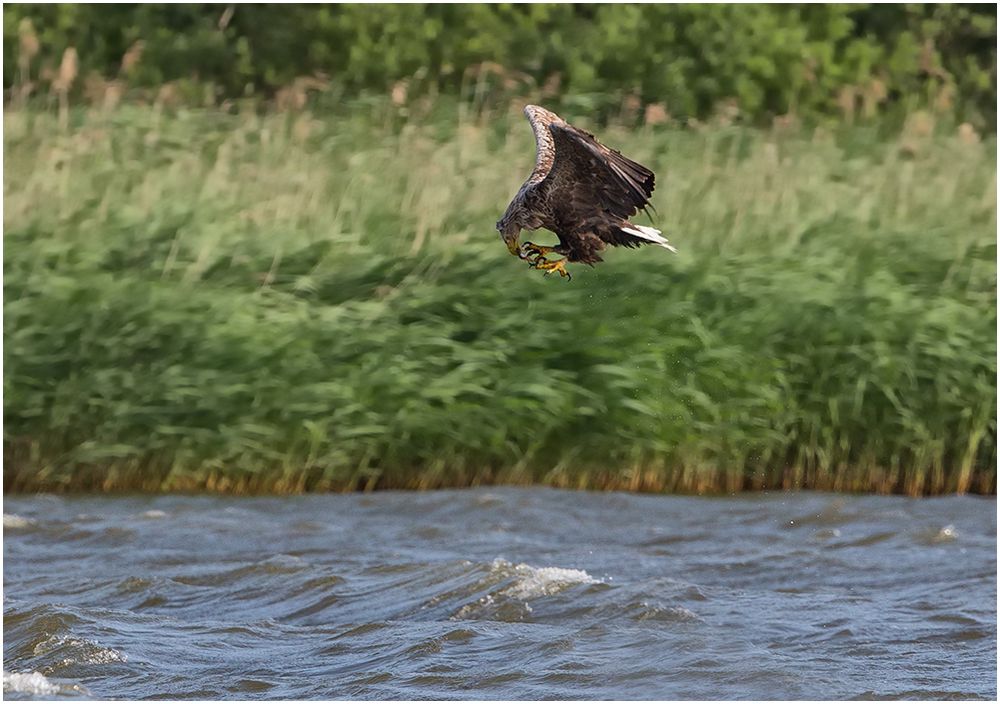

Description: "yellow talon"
520 242 557 262
532 257 572 280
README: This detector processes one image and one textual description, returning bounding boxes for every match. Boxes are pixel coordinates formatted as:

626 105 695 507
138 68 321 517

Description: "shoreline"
5 461 995 497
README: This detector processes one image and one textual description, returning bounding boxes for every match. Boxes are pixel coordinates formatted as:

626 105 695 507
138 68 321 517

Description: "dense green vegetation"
3 98 996 495
4 4 997 126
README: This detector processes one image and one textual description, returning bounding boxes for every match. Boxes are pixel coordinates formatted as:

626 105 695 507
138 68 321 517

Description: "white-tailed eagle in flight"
497 105 676 280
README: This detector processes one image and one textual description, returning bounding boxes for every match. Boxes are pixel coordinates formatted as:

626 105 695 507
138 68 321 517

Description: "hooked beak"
506 236 522 257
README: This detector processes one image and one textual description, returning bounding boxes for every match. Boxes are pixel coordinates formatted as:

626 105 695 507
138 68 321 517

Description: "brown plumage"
496 105 676 279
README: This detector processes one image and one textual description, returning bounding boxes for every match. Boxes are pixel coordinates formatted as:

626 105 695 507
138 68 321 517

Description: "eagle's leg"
520 242 560 262
531 256 572 281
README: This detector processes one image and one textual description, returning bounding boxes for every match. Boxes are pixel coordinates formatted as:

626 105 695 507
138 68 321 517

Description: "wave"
3 671 60 697
450 558 602 621
2 670 89 698
3 514 34 530
490 559 601 600
32 634 128 665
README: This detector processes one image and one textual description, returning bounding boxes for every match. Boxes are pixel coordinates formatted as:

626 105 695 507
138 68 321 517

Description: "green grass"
3 100 996 495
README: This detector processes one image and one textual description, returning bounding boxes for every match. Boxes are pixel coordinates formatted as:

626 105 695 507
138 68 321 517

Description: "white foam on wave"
492 558 600 600
33 634 128 665
3 671 60 696
3 514 34 529
451 558 602 621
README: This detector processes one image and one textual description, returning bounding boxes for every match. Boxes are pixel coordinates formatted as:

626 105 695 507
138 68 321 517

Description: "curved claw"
533 257 572 281
520 242 555 263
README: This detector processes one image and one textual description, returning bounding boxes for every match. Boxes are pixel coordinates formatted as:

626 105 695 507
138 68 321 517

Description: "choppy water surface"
3 489 996 700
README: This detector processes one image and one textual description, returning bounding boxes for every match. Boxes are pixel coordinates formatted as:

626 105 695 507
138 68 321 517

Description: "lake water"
3 488 996 700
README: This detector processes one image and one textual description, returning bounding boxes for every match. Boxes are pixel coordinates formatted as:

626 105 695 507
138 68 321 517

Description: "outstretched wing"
522 105 559 187
542 122 656 220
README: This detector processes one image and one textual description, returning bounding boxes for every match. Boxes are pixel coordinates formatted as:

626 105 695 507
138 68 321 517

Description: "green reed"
3 100 996 495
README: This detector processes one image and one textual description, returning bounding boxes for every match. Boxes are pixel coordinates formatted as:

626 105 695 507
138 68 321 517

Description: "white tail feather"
621 225 678 253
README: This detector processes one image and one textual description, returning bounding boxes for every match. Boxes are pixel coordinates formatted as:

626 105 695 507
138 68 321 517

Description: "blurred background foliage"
2 4 997 496
4 100 996 495
3 3 997 127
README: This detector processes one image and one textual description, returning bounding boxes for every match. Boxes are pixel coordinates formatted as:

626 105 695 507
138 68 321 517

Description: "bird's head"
496 213 522 257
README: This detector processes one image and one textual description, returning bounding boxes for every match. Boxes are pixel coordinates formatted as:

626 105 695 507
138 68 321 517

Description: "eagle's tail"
620 224 678 253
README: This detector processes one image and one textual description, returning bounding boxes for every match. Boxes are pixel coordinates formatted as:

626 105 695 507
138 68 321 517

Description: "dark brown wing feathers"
513 107 673 263
548 123 655 216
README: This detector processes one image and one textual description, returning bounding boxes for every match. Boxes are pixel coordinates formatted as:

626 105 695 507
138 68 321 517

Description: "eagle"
496 105 676 280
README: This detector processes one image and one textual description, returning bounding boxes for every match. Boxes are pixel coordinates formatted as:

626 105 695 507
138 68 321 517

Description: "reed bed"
3 100 996 495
